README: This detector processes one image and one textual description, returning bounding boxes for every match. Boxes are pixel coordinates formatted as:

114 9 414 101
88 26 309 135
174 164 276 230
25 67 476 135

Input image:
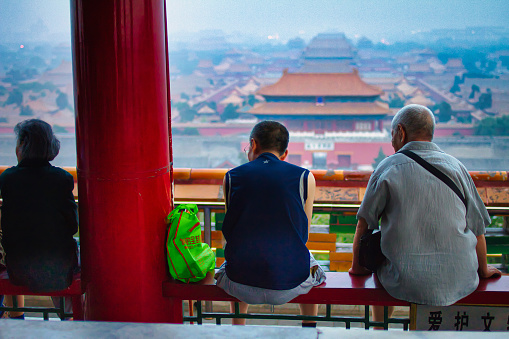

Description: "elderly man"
216 120 325 326
349 105 500 319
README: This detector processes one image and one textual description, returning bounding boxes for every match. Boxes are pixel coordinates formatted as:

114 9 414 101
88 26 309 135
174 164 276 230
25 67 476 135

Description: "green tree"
286 37 305 50
29 56 47 68
182 127 200 135
180 92 189 100
221 104 239 121
4 69 23 83
462 50 485 74
437 52 451 65
469 84 480 99
20 105 34 116
501 56 509 69
436 101 452 122
475 89 492 110
207 101 217 111
245 94 258 107
485 60 497 73
449 83 460 93
450 75 464 94
357 36 374 49
372 147 386 169
18 81 56 93
474 115 509 136
5 89 23 106
53 124 68 133
56 92 69 110
174 102 197 122
388 93 405 108
4 68 39 83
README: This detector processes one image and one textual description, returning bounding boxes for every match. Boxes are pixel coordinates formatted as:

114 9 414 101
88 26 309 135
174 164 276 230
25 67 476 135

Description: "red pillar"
71 0 175 322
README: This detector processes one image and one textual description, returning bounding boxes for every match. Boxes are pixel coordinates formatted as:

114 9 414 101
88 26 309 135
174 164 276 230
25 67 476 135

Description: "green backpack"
166 204 216 283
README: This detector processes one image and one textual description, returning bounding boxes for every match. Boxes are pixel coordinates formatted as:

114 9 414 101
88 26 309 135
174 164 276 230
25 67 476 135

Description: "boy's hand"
479 265 502 279
310 265 319 278
349 265 372 276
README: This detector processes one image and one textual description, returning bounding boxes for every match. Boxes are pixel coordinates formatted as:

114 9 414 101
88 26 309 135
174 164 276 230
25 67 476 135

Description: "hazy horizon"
0 0 508 44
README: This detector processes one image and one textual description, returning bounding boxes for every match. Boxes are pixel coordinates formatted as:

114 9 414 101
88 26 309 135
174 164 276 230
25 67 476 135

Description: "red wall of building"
197 126 253 136
434 127 474 137
286 141 394 169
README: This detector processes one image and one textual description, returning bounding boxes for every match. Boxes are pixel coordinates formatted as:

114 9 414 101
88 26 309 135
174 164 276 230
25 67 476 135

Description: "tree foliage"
474 115 509 136
18 81 56 92
20 105 34 116
4 68 39 83
29 56 47 69
449 76 462 93
5 89 23 106
501 56 509 69
357 36 374 49
245 94 258 107
372 147 387 169
469 84 480 99
221 104 239 121
182 127 200 135
474 89 492 110
437 52 450 65
173 127 200 136
174 102 197 122
52 124 68 133
169 50 198 75
207 101 217 111
56 92 69 110
436 101 452 122
286 37 305 50
388 93 405 108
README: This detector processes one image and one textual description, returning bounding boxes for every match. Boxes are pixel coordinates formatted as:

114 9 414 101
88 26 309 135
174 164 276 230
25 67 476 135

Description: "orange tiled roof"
248 101 389 116
257 70 383 97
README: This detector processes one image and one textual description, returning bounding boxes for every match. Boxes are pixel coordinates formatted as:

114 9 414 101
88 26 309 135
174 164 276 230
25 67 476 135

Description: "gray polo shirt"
357 141 490 306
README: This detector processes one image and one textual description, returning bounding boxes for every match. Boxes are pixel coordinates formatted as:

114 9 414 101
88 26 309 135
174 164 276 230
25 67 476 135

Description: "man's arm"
476 234 501 278
304 172 315 234
349 217 372 275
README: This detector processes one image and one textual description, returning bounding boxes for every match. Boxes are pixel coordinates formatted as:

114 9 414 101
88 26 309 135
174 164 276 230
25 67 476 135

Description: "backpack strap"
398 150 467 208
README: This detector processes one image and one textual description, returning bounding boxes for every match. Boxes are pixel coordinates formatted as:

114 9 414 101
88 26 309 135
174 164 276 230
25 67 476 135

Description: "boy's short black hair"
250 120 289 156
14 119 60 162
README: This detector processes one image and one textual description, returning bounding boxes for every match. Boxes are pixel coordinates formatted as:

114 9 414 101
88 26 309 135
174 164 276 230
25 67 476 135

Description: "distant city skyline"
0 0 508 44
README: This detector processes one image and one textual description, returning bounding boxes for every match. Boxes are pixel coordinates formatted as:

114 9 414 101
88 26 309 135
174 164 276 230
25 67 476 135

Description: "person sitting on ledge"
215 120 325 326
349 104 501 322
0 119 79 320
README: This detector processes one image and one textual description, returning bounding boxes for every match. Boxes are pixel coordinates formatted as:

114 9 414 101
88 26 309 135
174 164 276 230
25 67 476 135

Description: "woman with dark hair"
0 119 78 319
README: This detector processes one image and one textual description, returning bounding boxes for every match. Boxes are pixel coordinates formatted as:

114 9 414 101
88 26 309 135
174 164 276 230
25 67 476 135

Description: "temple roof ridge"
257 70 383 97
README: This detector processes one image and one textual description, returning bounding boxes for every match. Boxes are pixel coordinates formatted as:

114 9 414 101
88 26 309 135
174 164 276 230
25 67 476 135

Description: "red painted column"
71 0 176 322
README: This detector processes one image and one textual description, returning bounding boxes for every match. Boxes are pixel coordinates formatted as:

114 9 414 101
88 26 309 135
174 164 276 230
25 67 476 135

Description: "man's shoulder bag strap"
398 149 467 208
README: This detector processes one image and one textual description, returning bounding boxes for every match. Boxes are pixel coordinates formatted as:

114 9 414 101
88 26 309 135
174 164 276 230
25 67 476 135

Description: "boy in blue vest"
215 120 325 326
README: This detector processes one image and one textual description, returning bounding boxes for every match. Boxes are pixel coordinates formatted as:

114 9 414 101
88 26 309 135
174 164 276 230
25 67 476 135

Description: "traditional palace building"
246 69 394 170
299 33 356 73
248 69 390 134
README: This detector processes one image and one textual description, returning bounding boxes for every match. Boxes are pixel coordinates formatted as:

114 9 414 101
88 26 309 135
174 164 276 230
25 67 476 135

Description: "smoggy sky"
0 0 508 43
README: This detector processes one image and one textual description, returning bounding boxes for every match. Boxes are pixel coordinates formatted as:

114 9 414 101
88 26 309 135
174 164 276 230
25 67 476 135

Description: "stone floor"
1 320 508 338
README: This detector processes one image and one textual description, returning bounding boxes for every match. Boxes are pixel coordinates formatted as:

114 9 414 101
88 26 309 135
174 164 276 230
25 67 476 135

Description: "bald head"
392 104 436 141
